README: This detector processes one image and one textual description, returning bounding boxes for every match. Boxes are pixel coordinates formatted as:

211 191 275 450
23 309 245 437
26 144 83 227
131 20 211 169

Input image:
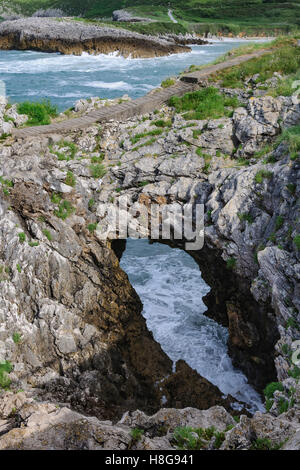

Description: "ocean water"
121 240 264 412
0 42 264 411
0 41 249 111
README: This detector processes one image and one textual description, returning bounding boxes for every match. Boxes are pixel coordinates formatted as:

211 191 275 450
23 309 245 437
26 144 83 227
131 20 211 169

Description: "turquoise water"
0 42 264 411
0 42 246 111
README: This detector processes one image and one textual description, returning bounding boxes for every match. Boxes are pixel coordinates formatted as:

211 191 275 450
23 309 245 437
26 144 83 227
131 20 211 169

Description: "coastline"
0 17 197 58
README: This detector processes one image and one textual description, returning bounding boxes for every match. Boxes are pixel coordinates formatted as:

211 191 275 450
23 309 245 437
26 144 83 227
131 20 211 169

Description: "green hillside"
1 0 300 35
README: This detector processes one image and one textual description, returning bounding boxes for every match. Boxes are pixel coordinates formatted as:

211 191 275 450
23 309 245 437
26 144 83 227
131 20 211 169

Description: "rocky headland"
0 17 194 58
0 40 299 449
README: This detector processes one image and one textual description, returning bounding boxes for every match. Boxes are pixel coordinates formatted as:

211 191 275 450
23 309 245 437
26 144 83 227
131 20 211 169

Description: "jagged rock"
0 18 191 58
0 75 299 450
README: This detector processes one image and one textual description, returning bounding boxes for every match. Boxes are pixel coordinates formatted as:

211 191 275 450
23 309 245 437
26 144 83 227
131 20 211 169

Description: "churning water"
120 239 264 412
0 41 264 411
1 41 249 111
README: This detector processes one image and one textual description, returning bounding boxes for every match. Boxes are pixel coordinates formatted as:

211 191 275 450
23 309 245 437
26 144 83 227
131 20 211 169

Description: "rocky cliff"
0 17 191 58
0 63 299 449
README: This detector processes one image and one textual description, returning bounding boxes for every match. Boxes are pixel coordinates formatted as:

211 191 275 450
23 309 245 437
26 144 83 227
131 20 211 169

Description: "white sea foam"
121 239 264 413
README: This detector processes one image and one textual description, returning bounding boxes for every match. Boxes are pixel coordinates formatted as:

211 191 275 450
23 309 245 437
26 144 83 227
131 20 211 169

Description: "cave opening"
118 238 266 414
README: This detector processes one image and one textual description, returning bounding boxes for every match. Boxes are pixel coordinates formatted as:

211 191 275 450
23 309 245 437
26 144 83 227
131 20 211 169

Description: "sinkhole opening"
120 238 264 413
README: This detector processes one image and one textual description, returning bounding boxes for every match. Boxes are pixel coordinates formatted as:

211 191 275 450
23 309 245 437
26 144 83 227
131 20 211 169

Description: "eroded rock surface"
0 18 191 58
0 75 299 449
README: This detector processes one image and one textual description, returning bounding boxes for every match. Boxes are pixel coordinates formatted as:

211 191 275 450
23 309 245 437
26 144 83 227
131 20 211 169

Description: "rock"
112 9 151 23
0 18 191 58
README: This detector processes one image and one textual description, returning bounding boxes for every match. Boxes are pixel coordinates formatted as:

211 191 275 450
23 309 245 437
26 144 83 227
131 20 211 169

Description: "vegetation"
264 381 284 399
226 257 236 270
255 169 273 184
169 87 240 121
161 78 176 88
211 38 300 89
293 235 300 250
54 199 75 220
17 99 57 126
250 437 284 450
173 426 225 450
12 332 22 344
276 124 300 160
90 163 106 178
130 428 144 441
65 171 76 187
5 1 299 36
0 361 13 390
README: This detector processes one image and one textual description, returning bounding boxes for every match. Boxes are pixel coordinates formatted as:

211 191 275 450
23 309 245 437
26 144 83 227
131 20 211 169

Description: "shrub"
226 257 236 270
151 119 172 128
42 229 52 241
161 78 176 88
87 223 97 232
237 212 254 224
255 170 273 184
250 438 283 450
293 234 300 250
173 426 225 450
12 332 21 344
90 164 106 179
169 87 240 121
288 366 300 379
264 381 284 399
18 232 26 243
275 215 284 231
65 171 76 187
0 361 13 390
54 200 75 220
130 428 144 442
17 100 57 126
277 125 300 157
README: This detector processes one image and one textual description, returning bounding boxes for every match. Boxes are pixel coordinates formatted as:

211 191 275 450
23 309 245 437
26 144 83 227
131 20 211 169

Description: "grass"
173 426 225 450
293 235 300 250
0 361 13 390
130 129 163 145
276 124 300 160
18 232 26 243
42 229 52 241
12 332 22 344
130 428 144 441
65 171 76 187
169 87 240 120
211 38 300 88
17 99 57 126
255 170 273 184
264 381 284 399
4 1 300 37
250 438 284 451
50 140 78 161
161 78 176 88
90 163 106 178
54 200 75 220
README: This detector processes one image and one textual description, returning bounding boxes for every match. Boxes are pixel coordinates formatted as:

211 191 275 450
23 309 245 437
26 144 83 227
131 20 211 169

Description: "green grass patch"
90 163 106 179
255 169 273 184
17 99 57 126
54 200 75 220
169 87 240 120
212 38 300 88
0 361 13 390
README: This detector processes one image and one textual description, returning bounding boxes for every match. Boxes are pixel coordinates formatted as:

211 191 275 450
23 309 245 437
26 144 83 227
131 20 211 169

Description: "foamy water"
121 239 264 413
0 42 247 110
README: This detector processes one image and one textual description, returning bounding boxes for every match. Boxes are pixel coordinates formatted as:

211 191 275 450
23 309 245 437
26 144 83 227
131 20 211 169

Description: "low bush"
169 87 240 120
17 100 57 126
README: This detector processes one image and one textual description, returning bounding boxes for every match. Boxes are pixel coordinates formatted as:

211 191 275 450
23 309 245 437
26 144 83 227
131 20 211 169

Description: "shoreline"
0 17 197 58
